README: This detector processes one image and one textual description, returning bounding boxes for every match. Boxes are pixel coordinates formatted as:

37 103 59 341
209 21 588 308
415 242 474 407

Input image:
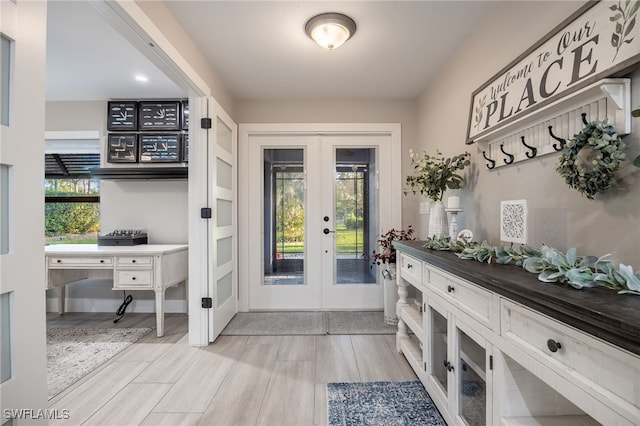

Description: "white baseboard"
46 297 187 314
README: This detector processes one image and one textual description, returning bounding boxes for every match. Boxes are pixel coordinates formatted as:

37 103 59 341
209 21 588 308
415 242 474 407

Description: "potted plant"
404 149 471 237
372 226 415 325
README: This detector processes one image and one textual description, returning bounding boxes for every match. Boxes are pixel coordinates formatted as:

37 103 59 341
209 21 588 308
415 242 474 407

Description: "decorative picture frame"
138 101 181 130
500 199 528 244
139 133 182 163
107 101 137 131
107 134 138 163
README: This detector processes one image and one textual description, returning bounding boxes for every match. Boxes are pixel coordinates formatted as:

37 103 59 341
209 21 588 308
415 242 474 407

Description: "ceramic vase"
428 200 448 238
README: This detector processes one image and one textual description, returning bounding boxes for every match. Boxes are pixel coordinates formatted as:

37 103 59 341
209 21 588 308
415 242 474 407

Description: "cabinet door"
426 299 452 421
455 318 492 426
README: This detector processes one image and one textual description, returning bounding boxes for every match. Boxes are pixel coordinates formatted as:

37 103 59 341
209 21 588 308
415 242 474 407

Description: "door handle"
323 228 335 235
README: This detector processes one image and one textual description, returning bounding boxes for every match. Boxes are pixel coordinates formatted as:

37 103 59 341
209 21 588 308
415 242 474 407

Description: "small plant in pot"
372 226 416 276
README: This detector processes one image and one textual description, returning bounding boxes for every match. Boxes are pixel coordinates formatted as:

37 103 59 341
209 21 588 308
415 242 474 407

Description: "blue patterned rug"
327 381 446 426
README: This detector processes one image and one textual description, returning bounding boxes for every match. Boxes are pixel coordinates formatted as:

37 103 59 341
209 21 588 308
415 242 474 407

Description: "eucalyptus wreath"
556 120 625 200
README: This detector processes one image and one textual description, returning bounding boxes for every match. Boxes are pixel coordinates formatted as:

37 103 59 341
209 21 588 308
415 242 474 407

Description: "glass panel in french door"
263 148 305 285
334 148 376 284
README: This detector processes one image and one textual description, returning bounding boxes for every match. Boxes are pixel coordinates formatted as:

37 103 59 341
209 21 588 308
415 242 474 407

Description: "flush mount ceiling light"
305 12 356 50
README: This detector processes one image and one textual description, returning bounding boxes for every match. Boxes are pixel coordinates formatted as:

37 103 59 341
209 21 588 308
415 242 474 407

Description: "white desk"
45 244 188 337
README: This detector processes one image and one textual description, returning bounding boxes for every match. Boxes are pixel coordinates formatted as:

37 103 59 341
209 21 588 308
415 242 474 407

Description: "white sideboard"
45 244 188 337
394 241 640 426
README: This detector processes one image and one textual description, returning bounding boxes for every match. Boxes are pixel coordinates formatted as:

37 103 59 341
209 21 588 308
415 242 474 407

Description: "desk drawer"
48 256 112 267
501 299 640 411
426 266 493 328
115 270 153 288
399 253 422 287
116 256 153 267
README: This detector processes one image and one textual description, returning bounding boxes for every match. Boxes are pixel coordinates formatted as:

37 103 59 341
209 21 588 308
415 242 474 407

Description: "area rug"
327 311 397 335
47 327 151 399
220 311 396 336
327 381 445 426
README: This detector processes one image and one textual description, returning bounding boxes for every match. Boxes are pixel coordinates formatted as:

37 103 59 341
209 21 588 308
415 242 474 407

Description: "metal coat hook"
482 151 496 170
521 136 537 159
548 125 566 151
500 144 514 165
581 112 589 125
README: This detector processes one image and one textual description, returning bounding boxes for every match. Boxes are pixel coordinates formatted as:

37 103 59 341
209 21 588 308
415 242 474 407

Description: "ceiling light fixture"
305 12 356 50
134 74 149 82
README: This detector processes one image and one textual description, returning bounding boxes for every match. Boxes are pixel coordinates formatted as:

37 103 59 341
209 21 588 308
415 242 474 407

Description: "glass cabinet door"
430 305 449 397
457 326 489 426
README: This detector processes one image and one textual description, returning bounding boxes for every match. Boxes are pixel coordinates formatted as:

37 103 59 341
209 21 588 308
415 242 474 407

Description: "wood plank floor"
46 313 416 426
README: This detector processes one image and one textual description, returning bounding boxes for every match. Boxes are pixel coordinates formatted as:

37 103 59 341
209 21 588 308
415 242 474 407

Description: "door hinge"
489 355 493 370
201 207 212 219
201 297 213 309
201 117 212 129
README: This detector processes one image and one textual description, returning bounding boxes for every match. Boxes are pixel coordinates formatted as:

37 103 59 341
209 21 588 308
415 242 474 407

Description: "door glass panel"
1 34 11 127
263 148 305 285
216 117 232 154
459 329 486 426
217 158 232 190
334 148 376 284
217 236 232 266
431 307 448 395
216 271 233 308
216 199 232 227
1 292 12 383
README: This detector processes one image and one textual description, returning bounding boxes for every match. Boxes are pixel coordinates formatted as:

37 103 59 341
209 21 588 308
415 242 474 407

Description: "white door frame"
238 123 402 312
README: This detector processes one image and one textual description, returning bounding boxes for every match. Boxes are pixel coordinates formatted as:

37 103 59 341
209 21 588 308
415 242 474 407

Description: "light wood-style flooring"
46 313 416 426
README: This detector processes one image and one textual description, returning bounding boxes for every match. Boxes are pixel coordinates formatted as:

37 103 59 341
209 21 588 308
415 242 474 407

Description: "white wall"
45 101 188 313
414 1 640 266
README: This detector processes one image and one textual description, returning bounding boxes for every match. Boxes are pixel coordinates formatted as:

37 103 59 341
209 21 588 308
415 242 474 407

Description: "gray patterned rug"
220 311 396 336
327 381 445 426
47 327 151 400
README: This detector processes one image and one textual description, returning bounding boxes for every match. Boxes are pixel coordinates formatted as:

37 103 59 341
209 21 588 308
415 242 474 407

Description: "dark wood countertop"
394 240 640 357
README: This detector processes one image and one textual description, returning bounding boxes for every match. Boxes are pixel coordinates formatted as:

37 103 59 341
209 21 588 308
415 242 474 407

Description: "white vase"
428 200 448 238
382 262 398 325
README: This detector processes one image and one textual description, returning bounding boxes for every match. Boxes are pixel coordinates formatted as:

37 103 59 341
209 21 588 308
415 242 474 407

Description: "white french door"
243 125 400 311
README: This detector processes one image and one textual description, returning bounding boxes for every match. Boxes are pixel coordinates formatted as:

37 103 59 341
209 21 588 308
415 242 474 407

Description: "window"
44 135 101 244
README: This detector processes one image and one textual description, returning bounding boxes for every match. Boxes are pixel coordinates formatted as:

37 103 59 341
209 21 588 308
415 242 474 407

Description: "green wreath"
556 120 626 200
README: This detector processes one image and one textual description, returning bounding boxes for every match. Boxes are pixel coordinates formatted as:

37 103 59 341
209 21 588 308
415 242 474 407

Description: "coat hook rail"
500 144 514 165
521 136 537 159
482 151 496 169
548 126 566 151
581 112 589 125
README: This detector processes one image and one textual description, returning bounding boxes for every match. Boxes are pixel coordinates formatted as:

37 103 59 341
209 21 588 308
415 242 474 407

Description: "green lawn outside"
276 228 366 254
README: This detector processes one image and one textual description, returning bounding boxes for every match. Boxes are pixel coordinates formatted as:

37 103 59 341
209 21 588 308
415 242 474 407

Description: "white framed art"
500 199 528 244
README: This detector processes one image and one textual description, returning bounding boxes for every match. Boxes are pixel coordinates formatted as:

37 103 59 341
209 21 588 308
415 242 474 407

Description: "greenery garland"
556 120 625 200
423 236 640 296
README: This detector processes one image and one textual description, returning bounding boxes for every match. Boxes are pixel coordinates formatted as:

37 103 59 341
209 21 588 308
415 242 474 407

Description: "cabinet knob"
100 259 105 263
132 259 136 263
447 285 455 293
443 360 454 372
56 259 62 263
132 277 136 281
546 339 562 353
407 263 413 269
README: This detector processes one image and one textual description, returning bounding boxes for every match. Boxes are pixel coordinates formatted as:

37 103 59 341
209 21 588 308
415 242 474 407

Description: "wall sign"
467 0 640 144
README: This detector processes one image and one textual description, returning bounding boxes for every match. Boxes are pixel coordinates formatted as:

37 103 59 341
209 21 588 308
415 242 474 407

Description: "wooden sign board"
467 0 640 144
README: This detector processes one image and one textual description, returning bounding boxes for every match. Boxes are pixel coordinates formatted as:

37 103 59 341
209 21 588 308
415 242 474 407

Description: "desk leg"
155 288 165 337
58 286 66 315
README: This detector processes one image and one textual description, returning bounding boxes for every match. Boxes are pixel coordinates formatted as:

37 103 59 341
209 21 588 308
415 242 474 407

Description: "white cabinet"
394 242 640 426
